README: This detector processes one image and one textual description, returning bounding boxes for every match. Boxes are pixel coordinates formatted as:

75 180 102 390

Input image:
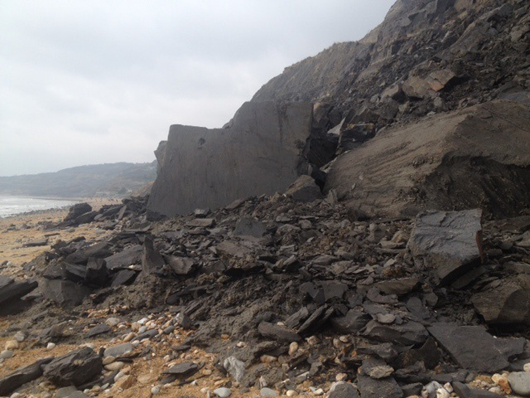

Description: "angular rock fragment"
374 277 419 296
428 323 525 372
408 209 483 284
161 361 199 382
357 374 403 398
364 320 429 346
41 279 90 307
330 309 371 334
111 269 137 287
258 322 301 342
165 256 196 276
0 276 38 305
23 238 48 247
362 357 394 379
329 382 360 398
64 203 92 222
147 101 313 217
285 175 323 202
471 274 530 325
43 347 102 387
104 245 143 270
142 236 165 273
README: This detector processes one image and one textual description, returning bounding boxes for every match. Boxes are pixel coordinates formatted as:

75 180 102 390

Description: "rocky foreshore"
0 194 529 398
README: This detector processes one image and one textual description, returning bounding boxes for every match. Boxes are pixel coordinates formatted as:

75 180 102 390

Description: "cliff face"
252 0 529 127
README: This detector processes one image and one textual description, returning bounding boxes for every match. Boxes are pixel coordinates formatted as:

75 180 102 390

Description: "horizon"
0 0 395 177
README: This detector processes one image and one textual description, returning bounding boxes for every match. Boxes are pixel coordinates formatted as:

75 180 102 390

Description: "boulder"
41 279 90 307
64 203 92 222
43 347 102 387
364 320 429 346
147 101 313 217
285 175 323 202
471 274 530 325
427 323 525 373
104 245 143 270
357 374 403 398
408 209 483 285
325 101 530 219
234 216 266 238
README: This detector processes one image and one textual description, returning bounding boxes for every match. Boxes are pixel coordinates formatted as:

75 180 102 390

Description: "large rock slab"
428 323 525 373
408 209 483 285
325 101 530 219
43 347 102 387
0 276 38 305
147 101 313 217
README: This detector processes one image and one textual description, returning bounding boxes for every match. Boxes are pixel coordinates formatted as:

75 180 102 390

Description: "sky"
0 0 395 177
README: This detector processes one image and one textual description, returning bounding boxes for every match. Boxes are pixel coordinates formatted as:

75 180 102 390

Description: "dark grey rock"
0 276 38 305
111 269 137 286
285 175 323 202
357 343 399 361
401 383 423 397
75 211 99 225
43 347 102 387
408 209 483 285
258 321 301 342
471 274 530 325
64 262 87 282
104 245 143 270
452 381 504 398
0 357 53 396
85 258 108 286
428 323 525 372
142 236 165 273
41 279 90 307
86 324 111 338
357 374 403 398
329 382 360 398
284 307 310 329
330 309 371 334
297 305 334 335
64 203 92 222
364 320 429 345
162 361 199 377
147 101 313 217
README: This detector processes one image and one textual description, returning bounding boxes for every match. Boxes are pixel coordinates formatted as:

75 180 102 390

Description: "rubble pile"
1 193 529 397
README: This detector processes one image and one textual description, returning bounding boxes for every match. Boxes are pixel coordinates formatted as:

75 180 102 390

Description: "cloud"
0 0 395 176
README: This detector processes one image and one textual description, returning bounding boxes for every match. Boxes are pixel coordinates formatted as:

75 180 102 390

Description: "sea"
0 195 79 218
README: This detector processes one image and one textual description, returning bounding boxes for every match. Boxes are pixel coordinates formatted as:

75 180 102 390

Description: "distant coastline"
0 195 79 218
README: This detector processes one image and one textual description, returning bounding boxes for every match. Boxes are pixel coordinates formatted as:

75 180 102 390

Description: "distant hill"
0 162 157 198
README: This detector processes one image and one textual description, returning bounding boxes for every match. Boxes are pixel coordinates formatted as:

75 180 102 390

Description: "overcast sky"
0 0 395 176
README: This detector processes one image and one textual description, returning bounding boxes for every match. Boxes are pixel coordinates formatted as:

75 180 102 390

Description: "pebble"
260 355 277 364
286 390 297 397
5 340 18 350
214 387 232 398
105 361 125 371
151 385 161 395
138 374 156 384
260 387 279 397
138 326 148 334
102 356 116 365
45 342 55 351
508 372 530 396
0 350 13 359
104 342 133 357
436 388 450 398
123 332 135 342
105 317 120 327
525 363 530 373
492 373 511 393
114 374 134 390
13 331 25 342
336 373 348 381
339 335 349 343
289 342 299 356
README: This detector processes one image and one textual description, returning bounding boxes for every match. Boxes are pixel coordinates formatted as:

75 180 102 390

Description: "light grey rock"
508 372 530 396
214 387 232 398
103 342 133 358
408 209 483 284
147 101 312 218
0 350 13 359
260 387 279 397
223 356 245 382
